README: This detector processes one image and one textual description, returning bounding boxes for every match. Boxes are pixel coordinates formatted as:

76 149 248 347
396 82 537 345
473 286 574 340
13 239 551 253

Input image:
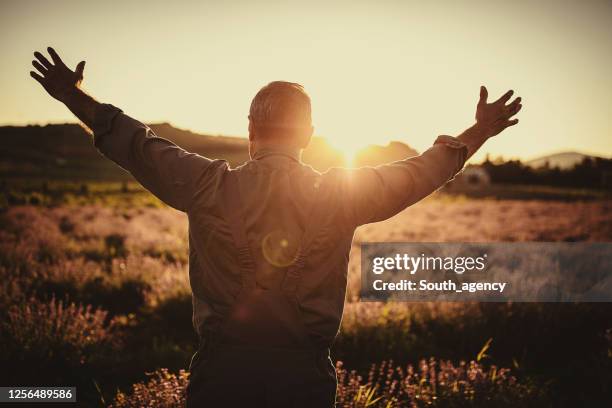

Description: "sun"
325 135 366 168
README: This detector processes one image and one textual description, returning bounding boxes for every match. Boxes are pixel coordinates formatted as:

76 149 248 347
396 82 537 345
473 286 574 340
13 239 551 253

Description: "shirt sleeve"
335 135 468 226
92 103 214 212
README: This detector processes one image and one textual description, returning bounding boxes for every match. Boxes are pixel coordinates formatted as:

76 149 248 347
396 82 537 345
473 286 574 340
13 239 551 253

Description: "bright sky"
1 0 610 162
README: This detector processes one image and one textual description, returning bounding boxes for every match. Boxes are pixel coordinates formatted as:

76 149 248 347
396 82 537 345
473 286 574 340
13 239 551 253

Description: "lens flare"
261 230 299 267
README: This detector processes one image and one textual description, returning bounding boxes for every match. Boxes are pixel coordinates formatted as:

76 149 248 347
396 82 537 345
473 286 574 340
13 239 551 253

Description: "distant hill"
0 123 251 180
354 141 418 167
526 151 606 170
0 122 418 180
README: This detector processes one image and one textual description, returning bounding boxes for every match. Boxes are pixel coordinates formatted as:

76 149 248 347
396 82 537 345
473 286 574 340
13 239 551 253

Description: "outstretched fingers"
494 89 514 105
32 60 48 76
30 71 45 84
507 96 521 108
505 98 522 118
47 47 65 67
476 86 522 135
506 118 519 126
75 61 86 79
501 118 519 131
34 51 53 69
479 86 488 104
492 117 519 134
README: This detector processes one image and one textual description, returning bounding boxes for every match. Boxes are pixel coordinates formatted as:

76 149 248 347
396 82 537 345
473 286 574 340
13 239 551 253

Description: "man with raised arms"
30 47 521 407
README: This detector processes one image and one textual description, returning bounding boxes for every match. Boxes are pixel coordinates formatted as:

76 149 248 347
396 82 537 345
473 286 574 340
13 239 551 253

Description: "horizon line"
1 119 610 163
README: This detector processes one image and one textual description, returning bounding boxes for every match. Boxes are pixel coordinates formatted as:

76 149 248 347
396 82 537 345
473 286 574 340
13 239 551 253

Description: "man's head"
248 81 313 157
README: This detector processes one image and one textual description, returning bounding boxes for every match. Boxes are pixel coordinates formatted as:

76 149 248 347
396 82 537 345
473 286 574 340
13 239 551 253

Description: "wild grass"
110 368 189 408
109 358 545 408
3 296 119 366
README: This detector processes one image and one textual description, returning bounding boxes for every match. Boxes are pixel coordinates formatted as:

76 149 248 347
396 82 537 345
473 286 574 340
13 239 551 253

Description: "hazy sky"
1 0 610 162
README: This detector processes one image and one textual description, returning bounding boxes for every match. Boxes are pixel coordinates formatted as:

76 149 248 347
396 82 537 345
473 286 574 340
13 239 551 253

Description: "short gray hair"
249 81 312 130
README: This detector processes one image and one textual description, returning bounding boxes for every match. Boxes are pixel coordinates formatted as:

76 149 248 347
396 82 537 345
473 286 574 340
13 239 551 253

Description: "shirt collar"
252 146 301 163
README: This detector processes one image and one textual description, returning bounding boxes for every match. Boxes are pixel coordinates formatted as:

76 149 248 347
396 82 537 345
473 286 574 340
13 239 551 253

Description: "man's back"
182 149 347 406
187 147 354 350
91 105 469 350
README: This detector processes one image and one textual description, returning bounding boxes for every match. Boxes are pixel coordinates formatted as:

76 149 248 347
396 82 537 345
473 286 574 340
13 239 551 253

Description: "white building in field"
449 165 491 189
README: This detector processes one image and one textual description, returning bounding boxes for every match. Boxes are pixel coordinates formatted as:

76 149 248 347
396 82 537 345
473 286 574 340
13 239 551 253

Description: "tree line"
481 156 612 189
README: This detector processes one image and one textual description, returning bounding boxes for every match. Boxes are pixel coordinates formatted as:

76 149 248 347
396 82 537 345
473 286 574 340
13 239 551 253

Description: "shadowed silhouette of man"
30 47 522 407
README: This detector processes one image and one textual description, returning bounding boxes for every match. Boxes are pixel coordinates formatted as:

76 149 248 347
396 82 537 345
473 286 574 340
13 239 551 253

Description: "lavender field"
1 185 611 407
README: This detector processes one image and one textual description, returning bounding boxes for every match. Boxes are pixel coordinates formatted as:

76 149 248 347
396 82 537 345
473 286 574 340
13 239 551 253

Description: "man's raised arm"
337 86 522 226
30 47 214 212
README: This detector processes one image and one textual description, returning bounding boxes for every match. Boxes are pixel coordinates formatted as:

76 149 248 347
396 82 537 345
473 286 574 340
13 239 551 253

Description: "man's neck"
249 142 302 162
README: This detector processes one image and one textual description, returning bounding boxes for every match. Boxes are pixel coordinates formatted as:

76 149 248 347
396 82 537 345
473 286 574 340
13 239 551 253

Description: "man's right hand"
30 47 86 104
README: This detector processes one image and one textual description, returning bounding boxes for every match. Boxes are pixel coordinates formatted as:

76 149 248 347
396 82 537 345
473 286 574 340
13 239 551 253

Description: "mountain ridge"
0 122 418 180
525 151 608 169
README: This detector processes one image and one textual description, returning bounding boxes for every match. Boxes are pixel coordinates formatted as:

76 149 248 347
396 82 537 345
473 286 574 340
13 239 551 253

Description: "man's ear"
248 120 255 142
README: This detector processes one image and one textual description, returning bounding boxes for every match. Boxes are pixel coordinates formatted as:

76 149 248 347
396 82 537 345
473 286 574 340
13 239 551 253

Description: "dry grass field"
1 186 610 406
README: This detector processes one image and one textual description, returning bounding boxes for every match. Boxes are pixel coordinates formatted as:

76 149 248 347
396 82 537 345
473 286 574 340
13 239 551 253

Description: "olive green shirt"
92 104 468 346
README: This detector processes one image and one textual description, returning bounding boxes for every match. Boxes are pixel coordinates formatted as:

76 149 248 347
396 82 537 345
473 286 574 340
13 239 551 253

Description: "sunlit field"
1 182 611 407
